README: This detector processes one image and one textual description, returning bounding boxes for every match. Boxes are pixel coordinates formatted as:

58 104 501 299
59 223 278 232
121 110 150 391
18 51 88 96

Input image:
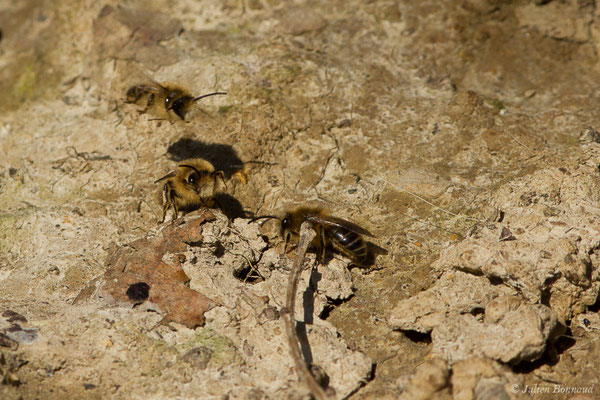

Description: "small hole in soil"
488 276 504 286
401 330 432 344
513 350 558 373
588 292 600 312
469 307 485 316
212 242 226 258
233 264 264 283
554 328 576 355
126 282 150 302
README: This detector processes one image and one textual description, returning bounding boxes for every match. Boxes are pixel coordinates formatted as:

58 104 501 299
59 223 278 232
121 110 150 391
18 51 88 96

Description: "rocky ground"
1 0 600 399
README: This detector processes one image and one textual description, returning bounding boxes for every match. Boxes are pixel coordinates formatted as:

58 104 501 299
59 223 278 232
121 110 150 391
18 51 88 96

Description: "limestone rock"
451 357 522 400
399 358 449 400
432 304 559 365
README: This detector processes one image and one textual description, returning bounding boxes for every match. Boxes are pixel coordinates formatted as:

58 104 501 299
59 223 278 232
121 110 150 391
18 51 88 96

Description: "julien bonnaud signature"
512 383 595 395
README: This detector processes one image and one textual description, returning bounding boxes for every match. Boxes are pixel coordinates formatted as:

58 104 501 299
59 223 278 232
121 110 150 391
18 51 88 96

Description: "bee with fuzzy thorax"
155 158 226 223
251 206 375 266
125 77 226 121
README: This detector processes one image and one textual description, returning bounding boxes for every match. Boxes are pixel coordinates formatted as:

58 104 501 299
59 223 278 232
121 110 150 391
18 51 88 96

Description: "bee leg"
160 183 171 223
161 182 180 222
284 232 298 254
213 171 227 191
146 93 155 107
138 93 155 114
125 86 143 104
133 89 145 103
319 227 327 263
164 108 177 125
171 193 179 220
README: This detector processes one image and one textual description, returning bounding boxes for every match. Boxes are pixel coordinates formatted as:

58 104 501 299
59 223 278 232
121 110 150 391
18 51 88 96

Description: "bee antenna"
178 164 203 175
248 215 279 224
193 92 227 102
155 171 176 184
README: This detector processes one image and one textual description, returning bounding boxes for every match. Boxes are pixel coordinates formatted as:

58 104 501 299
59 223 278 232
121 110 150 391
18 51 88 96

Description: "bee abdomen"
125 86 144 103
327 227 368 261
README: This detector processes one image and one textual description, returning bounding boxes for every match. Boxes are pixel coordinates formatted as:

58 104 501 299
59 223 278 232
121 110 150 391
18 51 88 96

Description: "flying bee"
250 206 375 266
155 158 226 223
125 77 226 121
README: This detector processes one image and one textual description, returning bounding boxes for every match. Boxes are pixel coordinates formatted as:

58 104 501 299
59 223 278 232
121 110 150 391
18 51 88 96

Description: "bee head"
186 170 200 186
281 213 293 237
164 90 179 109
180 164 209 192
169 96 194 120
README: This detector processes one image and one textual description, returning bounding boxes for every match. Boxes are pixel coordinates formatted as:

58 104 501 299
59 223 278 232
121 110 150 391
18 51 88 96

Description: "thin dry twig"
382 178 486 223
282 222 331 400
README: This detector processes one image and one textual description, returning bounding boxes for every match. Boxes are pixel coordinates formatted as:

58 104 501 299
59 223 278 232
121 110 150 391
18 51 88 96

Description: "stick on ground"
282 221 332 400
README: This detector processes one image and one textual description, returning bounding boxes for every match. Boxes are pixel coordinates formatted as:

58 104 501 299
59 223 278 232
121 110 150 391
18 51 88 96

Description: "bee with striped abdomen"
251 206 375 266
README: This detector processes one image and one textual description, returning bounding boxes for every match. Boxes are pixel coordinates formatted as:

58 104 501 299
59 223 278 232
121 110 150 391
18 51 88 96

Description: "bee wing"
134 83 163 94
305 215 375 237
131 68 167 93
154 171 177 184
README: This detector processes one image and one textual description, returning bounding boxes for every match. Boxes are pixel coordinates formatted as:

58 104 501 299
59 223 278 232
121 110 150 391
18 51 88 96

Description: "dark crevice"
497 210 505 223
343 362 376 399
319 295 353 320
554 328 576 355
488 275 504 286
513 347 560 374
212 241 226 258
319 304 334 320
540 274 562 307
448 267 506 287
469 307 485 316
513 329 574 373
454 266 485 277
233 263 264 284
540 288 551 308
588 288 600 312
400 329 432 344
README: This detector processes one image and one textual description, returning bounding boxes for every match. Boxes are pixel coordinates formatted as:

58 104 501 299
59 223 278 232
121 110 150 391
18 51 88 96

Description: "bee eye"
164 92 177 109
188 174 197 184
